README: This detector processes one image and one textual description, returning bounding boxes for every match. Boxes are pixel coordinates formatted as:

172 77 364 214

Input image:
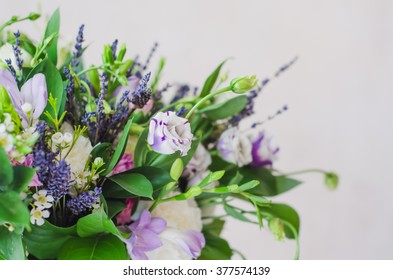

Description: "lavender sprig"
71 24 85 69
129 72 152 108
111 39 118 60
4 59 17 80
67 187 102 215
12 30 23 71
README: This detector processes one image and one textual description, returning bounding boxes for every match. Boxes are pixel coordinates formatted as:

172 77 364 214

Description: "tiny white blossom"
63 132 73 144
51 132 64 144
30 207 50 226
33 190 54 209
0 132 14 152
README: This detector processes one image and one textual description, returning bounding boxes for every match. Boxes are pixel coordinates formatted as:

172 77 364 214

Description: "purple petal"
148 217 167 234
20 73 48 119
173 230 205 259
0 69 24 116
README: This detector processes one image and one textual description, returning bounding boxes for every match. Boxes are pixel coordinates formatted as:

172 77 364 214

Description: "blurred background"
2 0 392 259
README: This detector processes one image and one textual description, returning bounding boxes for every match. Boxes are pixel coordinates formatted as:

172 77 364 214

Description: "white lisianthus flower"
183 144 211 182
60 122 93 181
148 111 193 157
146 194 205 260
217 127 252 167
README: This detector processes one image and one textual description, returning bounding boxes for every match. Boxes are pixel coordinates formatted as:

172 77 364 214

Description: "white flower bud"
51 132 64 144
94 157 104 166
63 132 73 144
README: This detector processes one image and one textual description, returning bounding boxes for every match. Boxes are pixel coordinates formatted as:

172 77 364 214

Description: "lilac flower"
250 131 279 167
67 187 102 215
148 111 193 156
217 127 252 167
0 69 47 127
122 210 167 260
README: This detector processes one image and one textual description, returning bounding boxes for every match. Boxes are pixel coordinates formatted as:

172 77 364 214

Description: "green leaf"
224 204 252 222
58 234 128 260
126 167 173 199
325 172 339 190
199 95 248 120
259 203 300 239
91 142 112 172
44 8 60 65
237 180 260 192
11 166 35 193
102 118 133 176
203 219 225 236
200 60 227 98
24 221 77 259
107 173 153 199
198 170 225 188
198 231 233 260
239 167 302 196
0 228 25 260
0 191 29 228
107 200 126 219
133 128 149 168
26 58 65 124
0 147 13 187
76 208 120 237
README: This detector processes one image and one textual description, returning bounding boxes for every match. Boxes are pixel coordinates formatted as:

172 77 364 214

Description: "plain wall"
2 0 393 259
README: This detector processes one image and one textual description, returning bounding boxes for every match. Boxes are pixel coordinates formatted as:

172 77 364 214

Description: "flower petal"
0 69 24 116
20 73 48 119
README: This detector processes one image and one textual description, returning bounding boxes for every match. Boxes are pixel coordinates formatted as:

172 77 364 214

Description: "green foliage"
11 166 35 193
199 95 248 120
58 234 128 260
44 8 60 65
0 147 13 187
0 227 25 260
105 173 153 199
24 221 76 259
0 191 30 228
199 231 233 260
76 208 120 237
101 117 133 176
200 60 227 98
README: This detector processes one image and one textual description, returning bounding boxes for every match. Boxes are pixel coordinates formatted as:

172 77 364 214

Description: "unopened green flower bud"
324 172 339 190
230 75 258 94
116 43 127 62
103 45 114 65
28 13 40 20
118 59 133 76
170 158 184 181
268 218 286 242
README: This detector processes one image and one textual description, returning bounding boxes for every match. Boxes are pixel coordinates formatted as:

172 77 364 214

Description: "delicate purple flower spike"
0 69 47 127
148 111 193 157
123 210 167 260
162 229 205 259
250 131 279 168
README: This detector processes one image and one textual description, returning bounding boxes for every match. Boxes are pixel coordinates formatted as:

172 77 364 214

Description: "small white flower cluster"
51 131 73 147
30 190 54 226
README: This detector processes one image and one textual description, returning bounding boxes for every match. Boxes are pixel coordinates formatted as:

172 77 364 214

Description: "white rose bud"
51 132 64 145
63 132 73 144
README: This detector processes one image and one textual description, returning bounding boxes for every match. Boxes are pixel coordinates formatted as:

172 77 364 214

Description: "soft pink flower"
12 154 42 186
112 153 133 175
116 198 136 225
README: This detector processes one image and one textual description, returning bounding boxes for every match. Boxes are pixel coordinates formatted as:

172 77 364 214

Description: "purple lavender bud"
130 72 152 108
67 187 102 215
71 24 85 68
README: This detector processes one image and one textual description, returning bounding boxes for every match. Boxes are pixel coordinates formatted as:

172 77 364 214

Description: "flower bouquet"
0 10 338 260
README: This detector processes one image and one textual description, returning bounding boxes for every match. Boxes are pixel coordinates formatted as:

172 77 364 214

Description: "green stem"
76 66 103 77
0 14 38 33
185 86 231 119
278 168 326 177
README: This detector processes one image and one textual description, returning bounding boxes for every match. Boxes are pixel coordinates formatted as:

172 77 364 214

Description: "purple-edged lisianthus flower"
123 210 167 260
148 111 193 156
0 69 47 127
217 127 252 167
250 131 279 167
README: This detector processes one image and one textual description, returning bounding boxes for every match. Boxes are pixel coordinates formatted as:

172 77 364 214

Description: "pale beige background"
2 0 393 259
